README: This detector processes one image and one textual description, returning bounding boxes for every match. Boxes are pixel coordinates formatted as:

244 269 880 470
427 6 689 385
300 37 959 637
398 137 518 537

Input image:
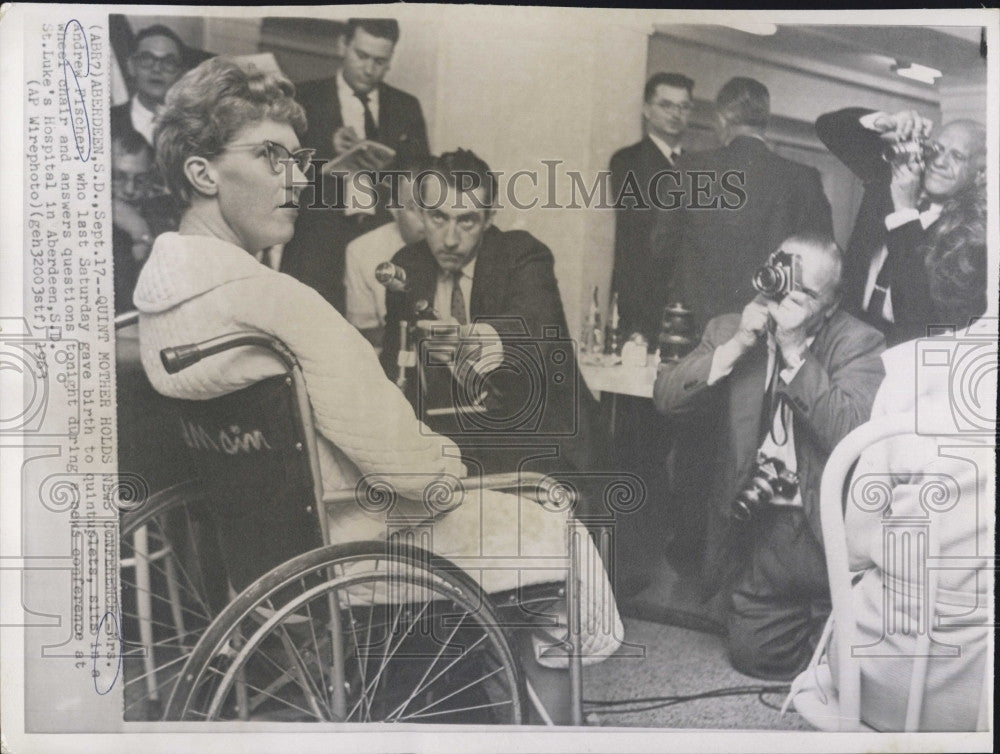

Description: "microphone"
413 299 440 320
375 261 408 293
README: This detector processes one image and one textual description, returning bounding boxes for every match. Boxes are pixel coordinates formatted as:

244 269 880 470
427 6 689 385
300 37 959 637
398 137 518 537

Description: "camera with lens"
881 138 943 167
732 454 799 522
752 251 803 301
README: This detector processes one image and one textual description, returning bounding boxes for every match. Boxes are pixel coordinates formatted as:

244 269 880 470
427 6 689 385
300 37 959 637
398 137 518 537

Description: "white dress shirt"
862 204 942 322
708 332 815 508
336 71 380 216
129 97 158 147
431 258 502 374
336 70 380 138
647 132 680 164
434 258 476 324
344 221 403 330
857 111 943 322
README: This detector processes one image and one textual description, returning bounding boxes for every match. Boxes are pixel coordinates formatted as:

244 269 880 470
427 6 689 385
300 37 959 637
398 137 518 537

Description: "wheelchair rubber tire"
119 478 230 720
165 539 527 724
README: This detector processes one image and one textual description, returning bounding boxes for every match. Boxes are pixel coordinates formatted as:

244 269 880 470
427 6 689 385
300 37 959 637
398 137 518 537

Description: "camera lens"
922 142 944 163
752 266 785 296
732 499 753 521
733 482 768 520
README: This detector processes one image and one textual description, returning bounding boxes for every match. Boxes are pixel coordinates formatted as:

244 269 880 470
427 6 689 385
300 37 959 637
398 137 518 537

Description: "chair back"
817 413 994 732
168 374 324 592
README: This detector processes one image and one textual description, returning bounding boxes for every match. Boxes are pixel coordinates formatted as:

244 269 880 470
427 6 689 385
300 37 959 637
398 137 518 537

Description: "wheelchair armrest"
115 310 140 331
160 331 300 374
321 471 574 508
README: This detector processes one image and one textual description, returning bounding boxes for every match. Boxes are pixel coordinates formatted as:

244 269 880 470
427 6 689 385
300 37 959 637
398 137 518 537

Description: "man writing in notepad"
282 18 430 312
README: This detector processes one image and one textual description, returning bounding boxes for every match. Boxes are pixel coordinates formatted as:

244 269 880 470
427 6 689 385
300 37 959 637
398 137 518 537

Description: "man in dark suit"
110 24 187 149
381 149 594 475
651 77 833 333
654 233 885 680
816 108 986 345
282 18 430 312
610 72 694 342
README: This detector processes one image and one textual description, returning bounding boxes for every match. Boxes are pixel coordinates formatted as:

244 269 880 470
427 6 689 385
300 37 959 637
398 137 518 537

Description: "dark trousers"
726 505 830 681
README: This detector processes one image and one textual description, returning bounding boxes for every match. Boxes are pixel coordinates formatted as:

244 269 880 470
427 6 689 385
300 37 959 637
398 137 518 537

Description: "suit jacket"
815 108 937 345
281 77 429 313
650 135 833 333
653 308 885 591
381 227 597 473
295 77 429 169
610 137 677 341
111 101 147 146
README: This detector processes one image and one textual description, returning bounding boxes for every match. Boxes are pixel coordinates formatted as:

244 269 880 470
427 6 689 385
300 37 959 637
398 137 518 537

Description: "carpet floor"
583 617 813 730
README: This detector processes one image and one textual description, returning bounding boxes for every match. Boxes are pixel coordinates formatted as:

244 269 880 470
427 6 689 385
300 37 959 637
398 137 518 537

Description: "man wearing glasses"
111 24 187 149
816 107 986 345
380 149 596 477
610 72 694 343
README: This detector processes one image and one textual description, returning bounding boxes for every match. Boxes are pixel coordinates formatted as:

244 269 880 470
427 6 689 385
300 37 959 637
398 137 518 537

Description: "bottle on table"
658 302 696 364
580 285 604 355
605 291 621 356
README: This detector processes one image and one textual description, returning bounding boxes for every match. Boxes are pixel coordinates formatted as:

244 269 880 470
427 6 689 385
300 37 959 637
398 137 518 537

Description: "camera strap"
759 342 790 447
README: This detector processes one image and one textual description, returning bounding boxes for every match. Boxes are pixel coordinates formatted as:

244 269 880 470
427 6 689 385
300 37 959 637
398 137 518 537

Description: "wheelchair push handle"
160 332 301 375
161 344 203 374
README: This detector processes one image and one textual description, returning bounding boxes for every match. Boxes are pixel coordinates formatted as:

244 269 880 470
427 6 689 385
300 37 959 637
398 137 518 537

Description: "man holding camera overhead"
653 233 885 680
816 108 986 345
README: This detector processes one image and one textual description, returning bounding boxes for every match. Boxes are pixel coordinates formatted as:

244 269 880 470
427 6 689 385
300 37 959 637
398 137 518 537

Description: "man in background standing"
610 72 694 343
282 18 430 313
111 24 187 148
651 77 833 332
607 73 695 601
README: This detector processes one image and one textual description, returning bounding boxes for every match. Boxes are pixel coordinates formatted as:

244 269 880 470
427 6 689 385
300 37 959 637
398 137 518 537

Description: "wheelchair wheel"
165 540 527 724
120 479 230 720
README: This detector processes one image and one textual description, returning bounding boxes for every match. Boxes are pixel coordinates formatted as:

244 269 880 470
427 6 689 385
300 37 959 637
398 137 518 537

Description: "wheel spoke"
176 549 522 724
399 698 512 721
385 610 471 720
397 665 506 721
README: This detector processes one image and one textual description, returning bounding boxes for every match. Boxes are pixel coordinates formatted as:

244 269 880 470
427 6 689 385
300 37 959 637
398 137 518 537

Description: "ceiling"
653 24 987 93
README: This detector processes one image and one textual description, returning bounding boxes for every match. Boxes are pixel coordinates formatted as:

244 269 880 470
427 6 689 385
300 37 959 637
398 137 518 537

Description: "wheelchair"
115 312 591 725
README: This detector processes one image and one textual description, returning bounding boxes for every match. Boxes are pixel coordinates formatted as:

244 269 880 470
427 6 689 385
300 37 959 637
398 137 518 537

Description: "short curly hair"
923 173 988 326
154 56 307 207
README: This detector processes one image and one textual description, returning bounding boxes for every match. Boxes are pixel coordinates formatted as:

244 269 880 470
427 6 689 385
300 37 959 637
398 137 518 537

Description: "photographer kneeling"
653 233 885 680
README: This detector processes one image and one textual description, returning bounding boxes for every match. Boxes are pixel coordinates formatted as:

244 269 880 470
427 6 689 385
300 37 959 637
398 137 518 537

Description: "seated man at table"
343 166 427 348
653 232 885 679
381 149 597 475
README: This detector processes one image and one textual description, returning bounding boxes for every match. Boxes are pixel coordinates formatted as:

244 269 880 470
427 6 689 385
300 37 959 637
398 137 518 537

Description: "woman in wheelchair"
130 56 622 723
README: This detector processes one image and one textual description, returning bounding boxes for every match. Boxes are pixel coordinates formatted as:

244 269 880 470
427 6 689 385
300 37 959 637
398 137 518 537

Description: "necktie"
450 272 468 325
354 90 378 141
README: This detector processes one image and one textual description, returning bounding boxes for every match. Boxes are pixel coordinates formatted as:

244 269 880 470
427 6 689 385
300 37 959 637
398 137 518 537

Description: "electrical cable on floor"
584 684 791 715
757 689 787 712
